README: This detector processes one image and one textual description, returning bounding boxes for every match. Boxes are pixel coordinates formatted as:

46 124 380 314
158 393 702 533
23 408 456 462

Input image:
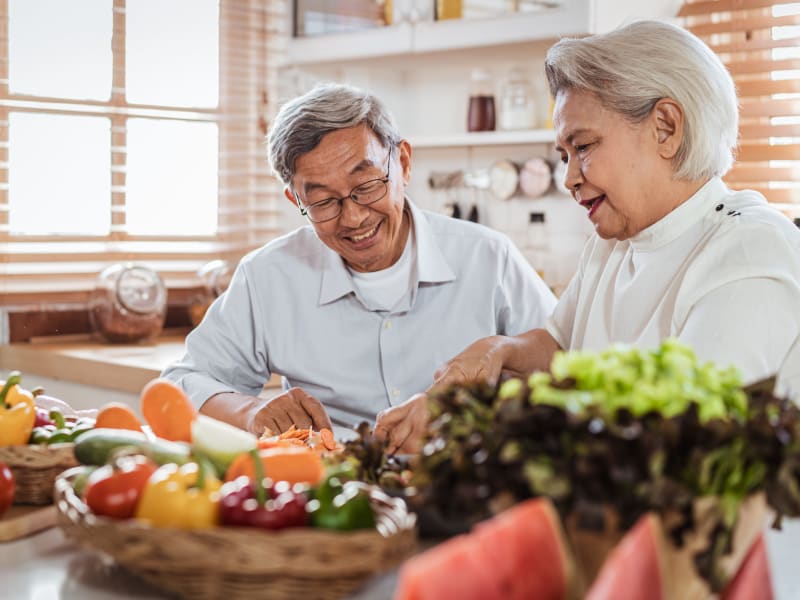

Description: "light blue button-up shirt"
163 201 556 427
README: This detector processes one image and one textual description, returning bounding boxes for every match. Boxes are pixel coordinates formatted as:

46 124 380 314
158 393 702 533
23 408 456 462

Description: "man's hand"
433 335 510 388
202 388 332 437
374 393 429 455
250 387 332 436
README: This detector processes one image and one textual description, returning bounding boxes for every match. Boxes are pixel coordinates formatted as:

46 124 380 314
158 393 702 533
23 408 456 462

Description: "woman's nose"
563 159 583 193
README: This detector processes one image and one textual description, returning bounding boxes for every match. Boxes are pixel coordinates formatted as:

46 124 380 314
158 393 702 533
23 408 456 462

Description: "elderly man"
162 83 556 450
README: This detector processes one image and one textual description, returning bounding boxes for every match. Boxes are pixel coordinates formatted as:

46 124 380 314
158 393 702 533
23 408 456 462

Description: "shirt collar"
629 177 727 251
317 199 456 306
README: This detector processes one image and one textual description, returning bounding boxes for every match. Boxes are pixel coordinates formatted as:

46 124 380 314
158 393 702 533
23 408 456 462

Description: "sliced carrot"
278 425 297 439
140 378 196 442
257 437 304 449
94 402 143 431
320 428 337 451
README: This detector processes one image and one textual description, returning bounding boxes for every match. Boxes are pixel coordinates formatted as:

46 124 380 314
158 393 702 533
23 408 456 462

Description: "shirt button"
392 388 400 397
384 320 392 330
715 203 724 212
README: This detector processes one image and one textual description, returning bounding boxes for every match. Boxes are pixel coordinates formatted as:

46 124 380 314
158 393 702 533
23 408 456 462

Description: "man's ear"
653 98 684 160
397 139 412 186
283 186 298 206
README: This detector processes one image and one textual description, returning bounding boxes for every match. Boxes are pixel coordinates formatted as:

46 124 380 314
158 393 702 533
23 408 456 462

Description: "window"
0 0 286 301
681 0 800 215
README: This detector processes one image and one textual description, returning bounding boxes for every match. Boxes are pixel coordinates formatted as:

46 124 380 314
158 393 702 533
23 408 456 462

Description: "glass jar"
188 259 232 327
467 68 496 132
89 264 167 343
499 68 536 131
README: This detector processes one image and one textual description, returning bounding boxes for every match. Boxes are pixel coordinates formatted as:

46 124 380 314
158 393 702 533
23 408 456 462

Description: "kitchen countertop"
1 519 800 599
0 333 281 395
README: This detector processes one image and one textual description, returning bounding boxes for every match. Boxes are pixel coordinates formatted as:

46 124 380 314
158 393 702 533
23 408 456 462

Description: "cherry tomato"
83 455 157 519
0 462 15 517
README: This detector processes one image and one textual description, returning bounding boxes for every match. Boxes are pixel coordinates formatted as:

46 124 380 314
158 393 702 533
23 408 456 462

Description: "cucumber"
74 428 191 466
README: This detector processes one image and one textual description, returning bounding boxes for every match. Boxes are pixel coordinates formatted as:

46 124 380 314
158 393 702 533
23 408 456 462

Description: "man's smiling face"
287 124 411 272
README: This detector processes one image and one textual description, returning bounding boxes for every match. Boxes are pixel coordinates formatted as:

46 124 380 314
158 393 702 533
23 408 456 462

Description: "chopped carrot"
320 428 337 451
140 378 196 442
278 425 297 438
257 437 304 449
94 402 143 432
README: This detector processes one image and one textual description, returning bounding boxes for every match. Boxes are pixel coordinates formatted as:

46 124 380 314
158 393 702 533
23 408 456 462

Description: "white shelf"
410 129 555 149
413 1 591 54
284 22 413 66
284 0 591 67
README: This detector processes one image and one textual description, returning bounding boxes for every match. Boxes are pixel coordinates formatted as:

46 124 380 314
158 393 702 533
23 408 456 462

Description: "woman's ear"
653 98 684 160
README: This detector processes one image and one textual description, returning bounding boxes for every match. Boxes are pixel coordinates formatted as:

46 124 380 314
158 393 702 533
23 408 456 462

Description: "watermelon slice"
720 534 773 600
394 533 500 600
585 513 664 600
394 498 571 600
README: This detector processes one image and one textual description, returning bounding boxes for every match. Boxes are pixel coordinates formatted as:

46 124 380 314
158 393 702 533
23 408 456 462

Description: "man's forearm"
200 391 260 433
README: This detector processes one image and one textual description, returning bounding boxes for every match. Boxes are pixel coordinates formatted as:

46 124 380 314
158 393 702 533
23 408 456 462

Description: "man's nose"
339 196 370 226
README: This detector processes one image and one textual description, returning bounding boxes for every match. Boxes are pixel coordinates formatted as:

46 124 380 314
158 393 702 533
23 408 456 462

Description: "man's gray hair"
267 82 402 185
545 20 738 180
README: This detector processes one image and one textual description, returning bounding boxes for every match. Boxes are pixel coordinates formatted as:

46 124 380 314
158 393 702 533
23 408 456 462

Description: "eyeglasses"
295 146 393 223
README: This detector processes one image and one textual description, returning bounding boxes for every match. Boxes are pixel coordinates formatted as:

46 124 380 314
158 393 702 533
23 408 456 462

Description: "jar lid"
115 265 167 315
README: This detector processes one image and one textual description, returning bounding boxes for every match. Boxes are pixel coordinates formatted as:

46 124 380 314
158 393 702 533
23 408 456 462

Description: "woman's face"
553 89 669 240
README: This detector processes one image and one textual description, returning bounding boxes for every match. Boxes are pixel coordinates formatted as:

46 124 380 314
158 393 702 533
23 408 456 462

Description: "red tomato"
0 462 15 517
83 455 156 519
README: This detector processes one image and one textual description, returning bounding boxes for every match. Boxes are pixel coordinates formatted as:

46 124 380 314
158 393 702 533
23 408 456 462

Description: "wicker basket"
0 444 77 504
55 467 417 600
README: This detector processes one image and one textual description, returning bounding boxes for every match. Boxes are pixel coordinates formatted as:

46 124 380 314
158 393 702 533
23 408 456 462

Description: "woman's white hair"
267 82 401 185
545 20 738 180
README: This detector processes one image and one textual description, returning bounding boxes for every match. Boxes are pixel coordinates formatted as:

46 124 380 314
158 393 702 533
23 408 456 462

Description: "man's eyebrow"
302 158 381 195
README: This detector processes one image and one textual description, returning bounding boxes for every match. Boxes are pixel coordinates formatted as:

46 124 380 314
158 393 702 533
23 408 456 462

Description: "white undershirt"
348 226 416 312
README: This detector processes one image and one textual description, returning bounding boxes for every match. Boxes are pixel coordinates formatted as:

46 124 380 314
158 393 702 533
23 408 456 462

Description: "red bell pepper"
83 454 157 519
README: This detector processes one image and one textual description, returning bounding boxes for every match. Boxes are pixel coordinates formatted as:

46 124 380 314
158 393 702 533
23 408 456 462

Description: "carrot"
224 446 324 486
257 437 304 449
278 425 297 438
139 378 197 442
320 428 337 451
94 402 143 431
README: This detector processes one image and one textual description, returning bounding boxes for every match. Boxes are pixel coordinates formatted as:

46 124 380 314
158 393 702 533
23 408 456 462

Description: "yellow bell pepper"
135 461 221 529
0 371 36 446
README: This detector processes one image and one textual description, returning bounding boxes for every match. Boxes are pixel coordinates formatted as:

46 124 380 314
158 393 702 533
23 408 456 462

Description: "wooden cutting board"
0 505 57 542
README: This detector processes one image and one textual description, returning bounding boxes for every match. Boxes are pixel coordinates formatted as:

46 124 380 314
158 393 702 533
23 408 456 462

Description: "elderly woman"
431 20 800 401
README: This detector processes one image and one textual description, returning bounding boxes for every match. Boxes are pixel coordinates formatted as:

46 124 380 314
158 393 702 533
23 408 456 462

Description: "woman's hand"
433 335 512 388
374 393 429 455
433 329 561 389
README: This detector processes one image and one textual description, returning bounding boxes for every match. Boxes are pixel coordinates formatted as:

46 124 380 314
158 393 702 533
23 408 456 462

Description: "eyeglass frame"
292 144 394 223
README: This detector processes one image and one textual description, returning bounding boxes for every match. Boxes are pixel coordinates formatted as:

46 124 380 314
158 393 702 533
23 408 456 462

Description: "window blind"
680 0 800 213
0 0 288 303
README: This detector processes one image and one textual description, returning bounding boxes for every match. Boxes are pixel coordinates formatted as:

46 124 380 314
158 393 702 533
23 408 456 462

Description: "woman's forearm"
501 328 562 376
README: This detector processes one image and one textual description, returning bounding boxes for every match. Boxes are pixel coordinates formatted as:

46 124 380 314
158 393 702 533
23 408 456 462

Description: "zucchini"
74 428 191 466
